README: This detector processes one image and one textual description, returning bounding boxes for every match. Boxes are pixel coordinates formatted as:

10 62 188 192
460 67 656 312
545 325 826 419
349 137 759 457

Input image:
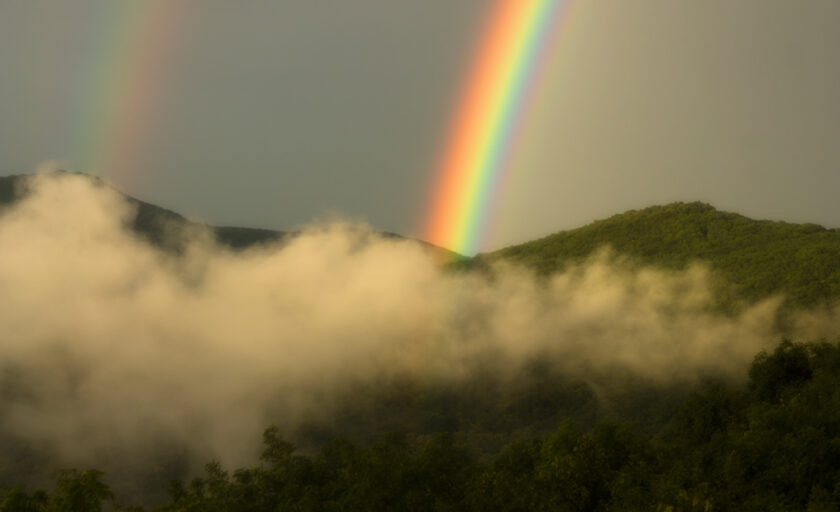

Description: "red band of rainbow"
424 0 567 256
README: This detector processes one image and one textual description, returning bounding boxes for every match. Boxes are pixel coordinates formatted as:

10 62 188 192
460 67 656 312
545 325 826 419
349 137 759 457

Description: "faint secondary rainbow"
73 1 184 186
424 0 569 256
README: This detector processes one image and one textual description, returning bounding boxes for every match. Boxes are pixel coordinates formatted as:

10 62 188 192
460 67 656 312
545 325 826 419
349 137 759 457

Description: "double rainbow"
73 1 566 251
423 0 568 256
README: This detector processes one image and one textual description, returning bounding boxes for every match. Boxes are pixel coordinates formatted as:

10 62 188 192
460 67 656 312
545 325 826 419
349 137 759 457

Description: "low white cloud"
0 172 835 485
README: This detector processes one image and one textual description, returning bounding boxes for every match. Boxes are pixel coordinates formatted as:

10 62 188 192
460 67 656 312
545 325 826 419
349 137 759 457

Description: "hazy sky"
1 0 839 251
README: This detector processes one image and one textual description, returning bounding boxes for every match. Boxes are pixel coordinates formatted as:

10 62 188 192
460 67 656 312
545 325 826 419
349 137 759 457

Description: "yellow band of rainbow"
424 0 568 255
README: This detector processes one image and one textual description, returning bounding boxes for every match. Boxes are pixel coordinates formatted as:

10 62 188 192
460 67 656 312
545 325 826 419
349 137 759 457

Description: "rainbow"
73 2 183 186
423 0 569 256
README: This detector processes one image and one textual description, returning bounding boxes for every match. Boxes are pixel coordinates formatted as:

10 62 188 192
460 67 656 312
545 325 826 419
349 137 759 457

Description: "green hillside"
487 202 840 308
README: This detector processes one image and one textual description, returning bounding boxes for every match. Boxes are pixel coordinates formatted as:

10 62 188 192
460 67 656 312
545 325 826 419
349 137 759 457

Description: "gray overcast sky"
1 1 839 252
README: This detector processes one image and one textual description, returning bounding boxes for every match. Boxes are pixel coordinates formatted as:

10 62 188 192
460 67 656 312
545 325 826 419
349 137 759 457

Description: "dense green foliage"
488 202 840 308
5 339 840 511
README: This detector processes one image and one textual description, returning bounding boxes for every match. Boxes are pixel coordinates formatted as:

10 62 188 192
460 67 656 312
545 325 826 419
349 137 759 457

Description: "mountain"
0 172 289 251
486 202 840 308
0 172 445 253
5 172 839 307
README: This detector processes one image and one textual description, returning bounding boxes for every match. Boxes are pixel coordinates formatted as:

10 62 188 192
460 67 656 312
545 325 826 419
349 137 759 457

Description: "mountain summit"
490 202 840 307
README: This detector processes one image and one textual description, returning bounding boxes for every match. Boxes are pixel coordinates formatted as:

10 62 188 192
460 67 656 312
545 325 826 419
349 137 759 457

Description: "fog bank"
0 173 834 478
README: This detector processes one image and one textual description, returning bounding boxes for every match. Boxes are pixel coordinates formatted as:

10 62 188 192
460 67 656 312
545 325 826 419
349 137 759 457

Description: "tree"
49 469 114 512
749 339 812 402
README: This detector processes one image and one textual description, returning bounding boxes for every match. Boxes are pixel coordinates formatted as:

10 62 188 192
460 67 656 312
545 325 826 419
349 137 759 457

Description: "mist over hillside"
487 201 840 310
1 172 840 506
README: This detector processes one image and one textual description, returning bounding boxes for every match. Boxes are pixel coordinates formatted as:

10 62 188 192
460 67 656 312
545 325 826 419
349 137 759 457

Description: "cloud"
0 172 834 492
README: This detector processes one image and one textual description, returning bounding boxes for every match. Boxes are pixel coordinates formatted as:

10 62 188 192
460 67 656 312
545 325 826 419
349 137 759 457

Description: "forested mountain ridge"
487 202 840 308
6 171 839 304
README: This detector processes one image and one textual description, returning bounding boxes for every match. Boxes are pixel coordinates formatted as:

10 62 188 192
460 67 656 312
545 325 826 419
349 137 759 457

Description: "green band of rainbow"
424 0 567 256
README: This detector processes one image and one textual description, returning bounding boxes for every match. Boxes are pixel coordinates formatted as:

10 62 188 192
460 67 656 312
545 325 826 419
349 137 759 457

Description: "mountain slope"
0 172 453 255
487 202 840 308
1 172 288 251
